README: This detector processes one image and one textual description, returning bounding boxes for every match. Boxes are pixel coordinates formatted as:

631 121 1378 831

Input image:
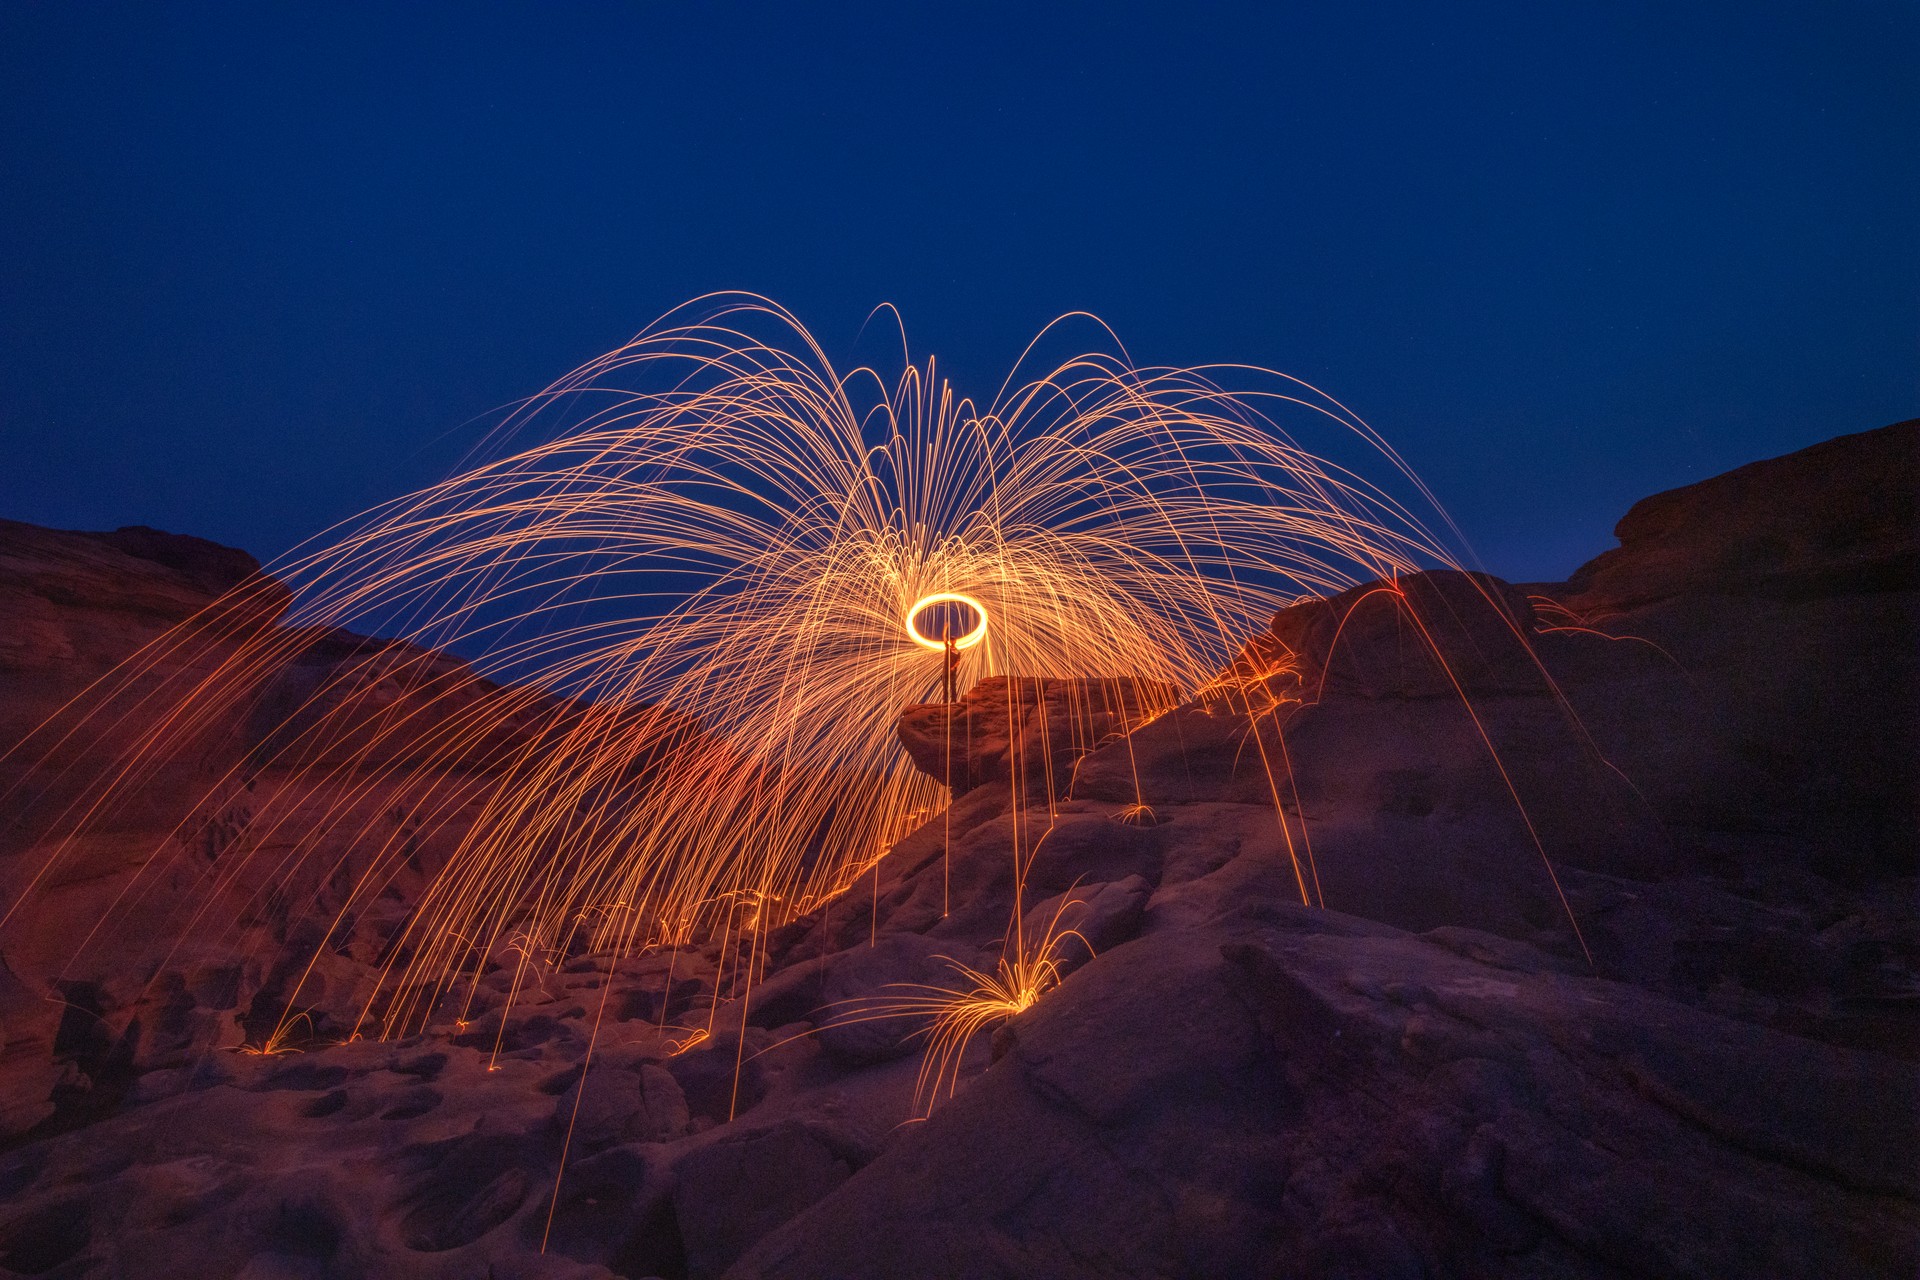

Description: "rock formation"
895 674 1178 798
0 522 578 1145
0 423 1913 1278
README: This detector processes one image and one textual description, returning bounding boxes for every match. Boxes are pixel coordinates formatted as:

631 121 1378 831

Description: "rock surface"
0 521 577 1147
0 422 1913 1278
896 674 1177 798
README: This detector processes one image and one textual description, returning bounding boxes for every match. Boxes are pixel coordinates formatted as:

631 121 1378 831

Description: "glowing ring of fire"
905 592 988 651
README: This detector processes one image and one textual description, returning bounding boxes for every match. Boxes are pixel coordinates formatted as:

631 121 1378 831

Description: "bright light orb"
905 592 989 651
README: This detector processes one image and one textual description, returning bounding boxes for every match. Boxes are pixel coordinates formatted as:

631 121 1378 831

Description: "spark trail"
2 293 1481 1048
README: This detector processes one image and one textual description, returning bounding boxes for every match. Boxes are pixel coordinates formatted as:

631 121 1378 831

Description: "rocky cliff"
0 523 571 1147
0 423 1913 1279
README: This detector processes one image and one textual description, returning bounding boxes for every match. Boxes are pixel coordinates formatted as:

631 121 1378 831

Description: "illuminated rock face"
0 422 1913 1279
0 519 280 764
0 521 279 1142
0 522 566 1145
896 674 1179 798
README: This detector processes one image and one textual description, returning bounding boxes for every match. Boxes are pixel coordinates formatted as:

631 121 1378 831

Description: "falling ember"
2 292 1475 1049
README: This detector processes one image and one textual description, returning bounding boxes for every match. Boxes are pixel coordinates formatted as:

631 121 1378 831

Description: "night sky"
2 2 1914 583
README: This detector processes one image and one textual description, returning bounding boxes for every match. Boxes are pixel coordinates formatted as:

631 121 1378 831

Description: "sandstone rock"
1540 419 1918 877
1024 874 1152 966
815 932 970 1066
554 1060 690 1149
897 674 1177 798
1263 569 1545 702
0 519 626 1141
730 900 1919 1279
1560 420 1917 610
670 1123 852 1279
0 424 1912 1279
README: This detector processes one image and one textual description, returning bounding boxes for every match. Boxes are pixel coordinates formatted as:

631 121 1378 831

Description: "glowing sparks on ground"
235 1010 315 1057
827 892 1095 1116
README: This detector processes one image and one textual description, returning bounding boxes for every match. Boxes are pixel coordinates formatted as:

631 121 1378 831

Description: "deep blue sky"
2 2 1914 582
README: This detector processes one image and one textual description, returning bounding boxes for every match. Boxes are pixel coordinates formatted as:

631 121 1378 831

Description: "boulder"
897 675 1178 798
815 932 973 1066
730 901 1919 1280
671 1124 853 1279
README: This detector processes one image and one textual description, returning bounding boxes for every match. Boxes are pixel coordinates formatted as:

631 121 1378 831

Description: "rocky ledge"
895 674 1177 798
0 422 1913 1278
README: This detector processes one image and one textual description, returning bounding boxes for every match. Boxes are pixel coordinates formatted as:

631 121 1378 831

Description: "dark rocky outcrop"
0 423 1912 1278
1559 420 1917 608
734 906 1917 1279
